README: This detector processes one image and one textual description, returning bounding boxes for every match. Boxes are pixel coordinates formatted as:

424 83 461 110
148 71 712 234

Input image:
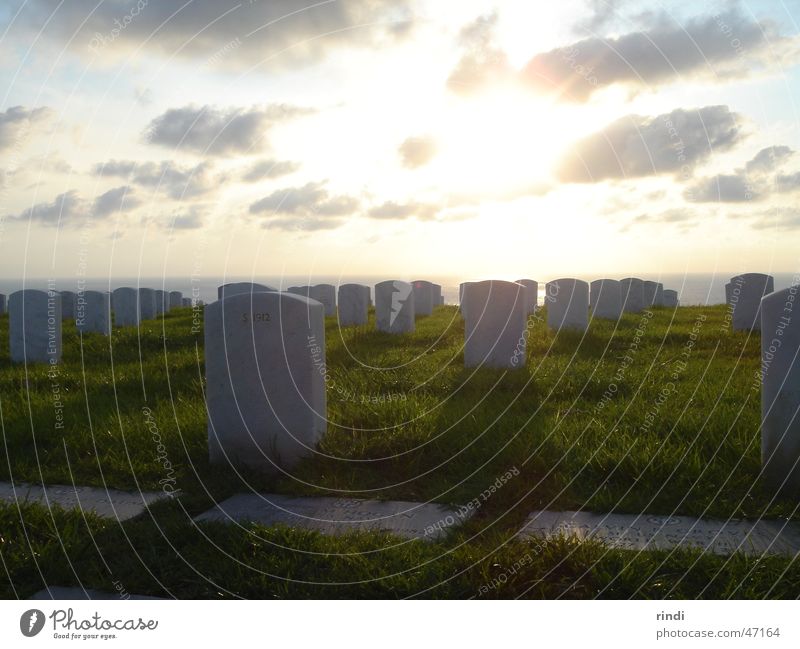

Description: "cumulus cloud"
249 181 359 230
367 201 437 220
11 190 85 225
19 0 413 70
94 159 224 199
522 10 797 101
742 208 800 231
398 135 437 169
684 174 759 202
745 145 794 174
446 12 512 95
0 106 53 151
92 185 141 217
241 159 300 182
557 105 746 183
143 104 311 155
774 171 800 193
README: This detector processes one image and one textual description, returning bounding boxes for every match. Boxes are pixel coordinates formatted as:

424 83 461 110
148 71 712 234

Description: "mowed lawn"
2 303 799 599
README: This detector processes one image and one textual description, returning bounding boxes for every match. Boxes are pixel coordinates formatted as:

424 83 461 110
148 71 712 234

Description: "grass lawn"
1 303 798 599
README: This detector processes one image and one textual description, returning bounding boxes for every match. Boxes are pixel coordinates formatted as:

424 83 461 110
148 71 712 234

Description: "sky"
1 0 800 283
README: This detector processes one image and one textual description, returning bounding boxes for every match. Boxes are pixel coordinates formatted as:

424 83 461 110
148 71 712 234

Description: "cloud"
774 171 800 193
521 10 798 101
20 0 413 71
11 190 85 225
575 0 627 34
557 105 746 183
0 106 53 151
249 181 359 230
241 159 300 182
143 104 311 155
92 185 141 217
446 12 512 95
745 145 794 174
94 159 225 199
367 200 438 220
398 135 437 169
167 206 206 230
684 174 759 202
742 208 800 231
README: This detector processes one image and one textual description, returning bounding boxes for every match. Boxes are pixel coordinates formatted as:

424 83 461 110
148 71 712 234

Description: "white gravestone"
9 289 61 364
620 277 645 313
76 290 111 336
205 292 326 474
761 285 800 494
309 284 336 317
654 282 665 306
459 282 475 319
590 279 622 320
218 282 276 300
375 281 415 333
515 279 538 315
154 290 167 315
643 281 664 306
181 297 191 307
731 273 774 331
139 288 156 321
0 294 6 315
60 290 77 320
546 278 589 332
169 291 183 309
662 289 679 308
463 280 527 368
337 283 369 327
432 284 442 309
112 287 139 327
412 280 435 316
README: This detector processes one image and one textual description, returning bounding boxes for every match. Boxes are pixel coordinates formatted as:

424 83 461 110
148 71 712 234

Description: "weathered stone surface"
60 290 77 320
154 289 167 315
643 281 664 306
520 510 800 556
309 284 336 317
761 285 800 494
112 287 140 327
76 290 111 336
590 279 622 320
9 289 61 364
432 284 442 309
0 481 171 521
169 291 183 308
662 289 679 308
463 280 527 368
139 288 156 320
375 281 414 333
205 292 326 474
515 279 538 314
730 273 775 331
620 278 645 313
337 283 369 326
545 278 589 332
217 282 276 300
412 280 435 316
194 493 471 540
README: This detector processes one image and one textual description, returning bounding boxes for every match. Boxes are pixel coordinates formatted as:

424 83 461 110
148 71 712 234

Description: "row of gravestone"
206 276 800 497
4 288 195 363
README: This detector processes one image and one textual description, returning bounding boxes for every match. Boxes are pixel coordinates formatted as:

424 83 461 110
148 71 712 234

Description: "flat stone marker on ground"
169 291 183 309
194 493 471 540
515 279 538 315
662 289 679 308
730 273 775 331
60 290 77 320
546 278 589 332
30 587 164 600
590 279 622 320
620 277 645 313
309 284 336 317
139 288 156 320
412 280 435 316
217 282 276 300
9 290 61 363
76 290 111 336
520 510 800 556
761 285 800 494
112 287 139 327
337 283 369 326
0 481 172 521
463 280 527 369
375 280 415 333
205 292 326 474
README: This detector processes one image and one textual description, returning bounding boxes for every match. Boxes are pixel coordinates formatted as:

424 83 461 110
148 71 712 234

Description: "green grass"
1 303 798 599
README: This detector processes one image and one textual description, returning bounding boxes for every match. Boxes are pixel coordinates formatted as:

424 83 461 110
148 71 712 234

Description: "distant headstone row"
6 288 197 364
